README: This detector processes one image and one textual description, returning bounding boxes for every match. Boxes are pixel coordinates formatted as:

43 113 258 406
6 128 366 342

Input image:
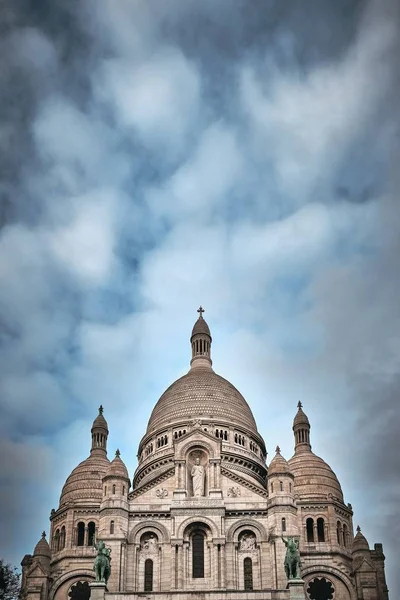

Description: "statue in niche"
141 535 158 554
191 457 205 497
239 534 256 552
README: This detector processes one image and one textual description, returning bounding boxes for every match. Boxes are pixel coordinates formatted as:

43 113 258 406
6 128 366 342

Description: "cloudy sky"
0 0 399 594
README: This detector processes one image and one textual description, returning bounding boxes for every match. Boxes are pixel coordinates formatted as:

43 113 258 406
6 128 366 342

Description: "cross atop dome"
197 305 205 318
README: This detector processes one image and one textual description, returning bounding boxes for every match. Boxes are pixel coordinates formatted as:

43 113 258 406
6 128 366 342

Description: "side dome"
147 367 258 434
104 449 129 480
59 407 110 506
60 454 110 505
288 451 343 501
268 446 293 476
289 403 344 502
352 526 369 554
34 532 51 558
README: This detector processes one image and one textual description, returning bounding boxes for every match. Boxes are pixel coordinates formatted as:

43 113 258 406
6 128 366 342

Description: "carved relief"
227 486 241 497
239 533 257 552
140 534 158 554
155 488 168 498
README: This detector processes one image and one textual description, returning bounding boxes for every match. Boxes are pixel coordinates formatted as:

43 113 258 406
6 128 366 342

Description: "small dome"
191 315 211 339
352 526 369 553
104 450 129 480
34 532 51 558
288 451 343 502
268 446 293 476
293 402 310 427
60 453 110 505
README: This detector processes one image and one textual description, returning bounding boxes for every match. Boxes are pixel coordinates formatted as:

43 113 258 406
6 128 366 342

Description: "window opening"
244 557 253 591
306 518 314 542
144 559 153 592
192 532 205 578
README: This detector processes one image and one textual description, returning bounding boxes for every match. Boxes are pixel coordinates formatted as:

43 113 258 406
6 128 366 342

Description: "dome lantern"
190 306 212 370
91 405 108 456
293 401 311 454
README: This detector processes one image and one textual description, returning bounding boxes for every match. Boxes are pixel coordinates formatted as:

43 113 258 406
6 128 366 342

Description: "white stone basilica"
21 310 389 600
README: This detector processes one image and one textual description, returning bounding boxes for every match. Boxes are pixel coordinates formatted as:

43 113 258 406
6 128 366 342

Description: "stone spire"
91 405 109 456
293 401 311 454
190 306 212 370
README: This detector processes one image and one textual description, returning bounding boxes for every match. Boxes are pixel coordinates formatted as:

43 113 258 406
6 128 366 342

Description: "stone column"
324 521 329 543
177 542 184 589
212 543 219 588
313 522 318 543
84 526 89 547
220 544 226 588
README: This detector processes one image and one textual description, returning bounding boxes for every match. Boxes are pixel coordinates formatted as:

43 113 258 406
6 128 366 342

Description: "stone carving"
282 536 301 579
227 486 241 497
155 488 168 498
239 534 256 552
191 458 205 497
141 535 158 554
93 540 111 584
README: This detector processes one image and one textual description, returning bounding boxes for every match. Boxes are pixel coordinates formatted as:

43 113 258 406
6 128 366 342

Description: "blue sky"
0 0 399 594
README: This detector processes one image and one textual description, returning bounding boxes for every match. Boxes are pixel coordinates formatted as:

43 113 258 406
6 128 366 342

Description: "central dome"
147 366 258 434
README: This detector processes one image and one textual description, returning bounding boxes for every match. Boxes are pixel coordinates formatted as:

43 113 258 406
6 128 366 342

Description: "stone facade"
21 311 389 600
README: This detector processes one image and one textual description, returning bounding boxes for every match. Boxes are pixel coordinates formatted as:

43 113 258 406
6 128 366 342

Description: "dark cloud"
0 0 399 595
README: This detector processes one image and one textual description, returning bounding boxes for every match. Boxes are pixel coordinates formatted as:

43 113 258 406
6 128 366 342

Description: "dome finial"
42 531 46 539
357 525 361 532
197 305 205 318
99 405 104 415
276 445 281 454
297 401 302 409
91 405 109 456
116 448 120 458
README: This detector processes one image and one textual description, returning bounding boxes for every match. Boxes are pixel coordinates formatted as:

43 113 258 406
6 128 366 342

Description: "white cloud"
98 47 201 151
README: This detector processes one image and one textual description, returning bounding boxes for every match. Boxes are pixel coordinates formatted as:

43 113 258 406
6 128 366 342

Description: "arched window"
144 559 153 592
282 518 286 532
317 518 325 542
123 485 125 495
192 531 205 578
68 581 90 600
243 557 253 591
112 484 116 494
77 522 85 546
110 520 114 534
60 525 66 550
306 577 335 600
343 524 347 547
54 529 60 552
271 482 274 493
88 522 96 546
280 481 283 491
336 521 341 545
306 518 314 542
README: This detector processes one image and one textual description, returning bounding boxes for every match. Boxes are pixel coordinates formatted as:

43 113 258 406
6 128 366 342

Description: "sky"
0 0 399 594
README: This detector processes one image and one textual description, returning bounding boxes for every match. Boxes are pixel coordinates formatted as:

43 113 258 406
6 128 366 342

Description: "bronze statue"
93 540 111 584
282 536 301 579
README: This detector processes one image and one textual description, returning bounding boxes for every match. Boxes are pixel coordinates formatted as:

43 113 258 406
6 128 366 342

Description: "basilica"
21 310 389 600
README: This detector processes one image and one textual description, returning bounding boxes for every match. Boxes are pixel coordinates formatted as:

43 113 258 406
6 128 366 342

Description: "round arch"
226 518 267 543
177 515 219 539
49 570 94 600
128 520 170 545
177 439 216 460
301 565 356 600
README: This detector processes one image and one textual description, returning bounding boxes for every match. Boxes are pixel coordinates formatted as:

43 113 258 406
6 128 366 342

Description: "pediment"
130 467 174 500
26 561 47 579
221 466 268 498
355 556 376 573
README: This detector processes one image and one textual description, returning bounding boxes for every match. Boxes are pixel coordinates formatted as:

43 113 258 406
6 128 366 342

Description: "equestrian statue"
282 536 301 579
93 540 111 584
